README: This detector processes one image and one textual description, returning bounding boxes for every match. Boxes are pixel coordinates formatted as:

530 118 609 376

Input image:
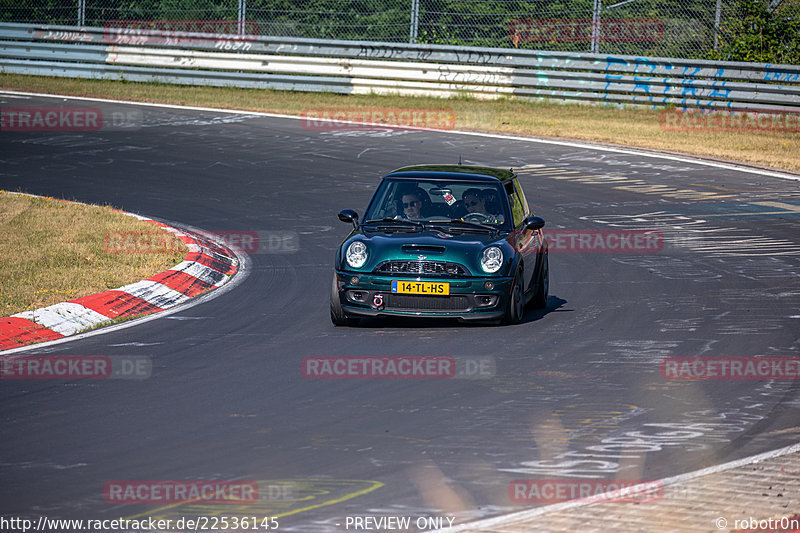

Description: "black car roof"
385 165 516 183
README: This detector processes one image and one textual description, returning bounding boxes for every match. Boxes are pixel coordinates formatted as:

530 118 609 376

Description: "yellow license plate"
391 281 450 295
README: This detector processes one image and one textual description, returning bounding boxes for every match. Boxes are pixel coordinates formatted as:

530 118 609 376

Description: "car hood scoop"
402 244 446 254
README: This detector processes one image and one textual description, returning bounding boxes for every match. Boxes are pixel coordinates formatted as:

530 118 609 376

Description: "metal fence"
0 0 747 59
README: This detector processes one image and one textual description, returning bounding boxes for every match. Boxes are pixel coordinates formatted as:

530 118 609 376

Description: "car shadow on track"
519 295 568 325
351 295 568 328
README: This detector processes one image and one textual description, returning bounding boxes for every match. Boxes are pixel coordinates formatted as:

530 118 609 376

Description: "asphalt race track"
1 93 799 532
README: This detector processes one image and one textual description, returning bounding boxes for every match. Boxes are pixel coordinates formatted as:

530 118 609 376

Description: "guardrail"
1 22 799 111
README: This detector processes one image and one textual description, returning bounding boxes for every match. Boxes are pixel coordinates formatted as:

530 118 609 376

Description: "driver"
394 185 431 220
401 191 424 219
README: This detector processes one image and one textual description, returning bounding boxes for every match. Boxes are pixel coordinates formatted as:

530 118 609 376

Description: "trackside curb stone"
0 194 239 352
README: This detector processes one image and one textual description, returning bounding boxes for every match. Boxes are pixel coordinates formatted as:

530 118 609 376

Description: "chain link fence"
0 0 788 59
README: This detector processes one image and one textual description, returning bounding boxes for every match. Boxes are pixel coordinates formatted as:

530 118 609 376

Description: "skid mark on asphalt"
487 372 623 398
712 256 800 279
516 166 736 201
694 201 800 218
138 112 256 129
590 340 681 366
550 404 647 435
614 256 723 280
656 317 704 333
308 433 431 449
500 404 771 479
643 287 798 339
580 211 800 257
517 166 800 256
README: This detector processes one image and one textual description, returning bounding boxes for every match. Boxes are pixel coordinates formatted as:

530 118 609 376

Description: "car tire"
502 267 524 325
531 253 549 309
330 274 359 326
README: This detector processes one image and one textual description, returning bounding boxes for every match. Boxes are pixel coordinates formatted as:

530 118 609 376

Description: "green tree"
711 0 800 63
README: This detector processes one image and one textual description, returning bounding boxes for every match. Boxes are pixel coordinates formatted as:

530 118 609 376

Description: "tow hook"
373 293 384 309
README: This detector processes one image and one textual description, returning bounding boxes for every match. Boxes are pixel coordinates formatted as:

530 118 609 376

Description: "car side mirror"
338 209 359 228
524 216 545 230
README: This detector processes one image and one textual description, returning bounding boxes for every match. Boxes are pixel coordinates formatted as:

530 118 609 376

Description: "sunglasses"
466 199 481 207
403 200 421 208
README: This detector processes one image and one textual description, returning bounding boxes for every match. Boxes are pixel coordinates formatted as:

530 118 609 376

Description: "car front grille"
375 260 469 276
385 294 470 311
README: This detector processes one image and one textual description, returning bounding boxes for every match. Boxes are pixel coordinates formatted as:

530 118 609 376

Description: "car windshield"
363 178 511 229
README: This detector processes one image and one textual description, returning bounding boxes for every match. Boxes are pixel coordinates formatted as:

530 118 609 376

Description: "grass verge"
0 191 187 317
2 73 799 172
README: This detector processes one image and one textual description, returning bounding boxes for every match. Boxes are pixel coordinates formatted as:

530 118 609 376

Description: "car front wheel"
531 253 549 309
330 274 359 326
502 267 524 325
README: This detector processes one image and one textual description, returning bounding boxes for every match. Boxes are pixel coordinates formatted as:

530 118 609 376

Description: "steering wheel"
462 213 491 223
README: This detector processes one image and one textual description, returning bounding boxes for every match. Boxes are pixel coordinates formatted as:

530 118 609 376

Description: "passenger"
457 187 505 224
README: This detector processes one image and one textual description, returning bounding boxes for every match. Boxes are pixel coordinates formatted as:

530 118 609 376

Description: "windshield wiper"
364 218 424 226
362 218 425 231
425 225 455 237
441 219 498 234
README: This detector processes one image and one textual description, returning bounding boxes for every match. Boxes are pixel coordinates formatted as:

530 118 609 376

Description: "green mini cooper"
331 165 549 325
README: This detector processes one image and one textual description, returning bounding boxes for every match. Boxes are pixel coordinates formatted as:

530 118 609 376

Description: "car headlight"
481 246 503 273
345 241 368 268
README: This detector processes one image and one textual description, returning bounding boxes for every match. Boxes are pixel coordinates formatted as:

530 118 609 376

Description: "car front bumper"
334 271 512 321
